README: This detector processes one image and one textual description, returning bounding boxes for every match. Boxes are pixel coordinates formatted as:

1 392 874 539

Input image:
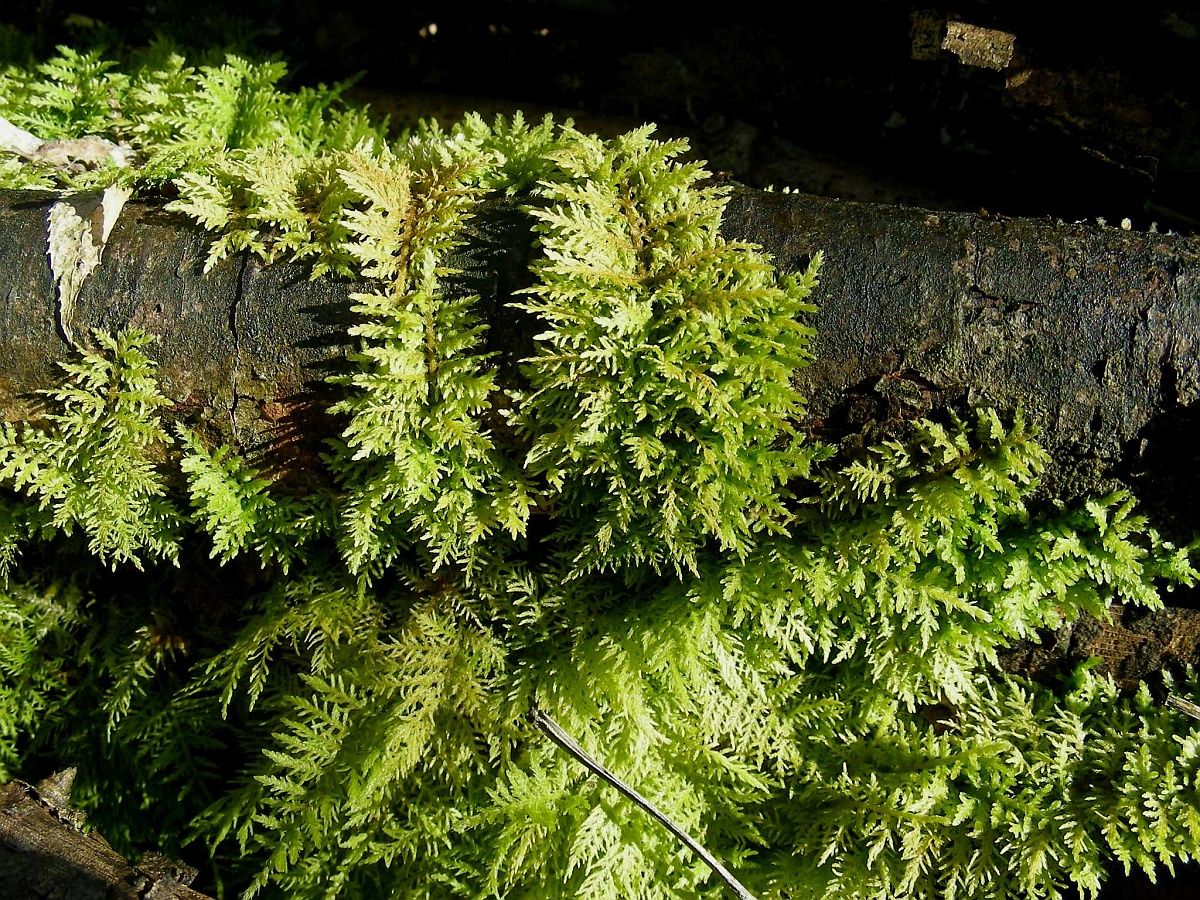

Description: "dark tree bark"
11 186 1198 529
0 188 358 484
722 187 1200 688
0 772 210 899
3 184 1200 686
724 187 1200 539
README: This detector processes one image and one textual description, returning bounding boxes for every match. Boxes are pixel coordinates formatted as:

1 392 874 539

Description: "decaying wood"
2 185 1200 687
0 770 210 899
725 188 1200 539
998 603 1200 691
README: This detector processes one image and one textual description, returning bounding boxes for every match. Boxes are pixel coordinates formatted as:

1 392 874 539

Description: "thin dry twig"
529 706 759 900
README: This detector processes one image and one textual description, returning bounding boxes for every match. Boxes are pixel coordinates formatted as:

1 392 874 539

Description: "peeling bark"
997 604 1200 690
0 773 210 899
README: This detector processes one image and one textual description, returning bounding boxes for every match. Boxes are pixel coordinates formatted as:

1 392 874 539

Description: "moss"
2 47 1200 900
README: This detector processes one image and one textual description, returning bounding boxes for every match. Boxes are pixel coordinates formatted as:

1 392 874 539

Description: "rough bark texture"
5 186 1200 508
0 773 209 899
725 187 1200 540
998 603 1200 691
3 185 1200 687
0 187 362 486
721 187 1200 688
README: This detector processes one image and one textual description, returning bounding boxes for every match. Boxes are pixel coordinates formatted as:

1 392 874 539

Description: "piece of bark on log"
0 770 210 899
2 185 1200 685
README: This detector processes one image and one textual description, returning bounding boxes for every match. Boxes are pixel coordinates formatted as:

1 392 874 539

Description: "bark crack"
229 253 248 446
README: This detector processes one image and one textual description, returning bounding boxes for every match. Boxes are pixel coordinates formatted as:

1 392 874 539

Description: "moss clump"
2 47 1199 900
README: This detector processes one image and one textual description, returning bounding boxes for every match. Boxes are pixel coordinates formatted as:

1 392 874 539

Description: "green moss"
2 47 1200 900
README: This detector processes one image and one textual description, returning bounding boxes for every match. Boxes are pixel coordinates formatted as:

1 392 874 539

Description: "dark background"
3 1 1200 231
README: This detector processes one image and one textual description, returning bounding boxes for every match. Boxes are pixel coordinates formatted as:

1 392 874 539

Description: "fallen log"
2 185 1200 686
724 188 1200 535
5 185 1200 501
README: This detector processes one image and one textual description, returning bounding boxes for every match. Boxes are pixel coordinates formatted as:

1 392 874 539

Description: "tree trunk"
3 185 1200 685
724 187 1200 537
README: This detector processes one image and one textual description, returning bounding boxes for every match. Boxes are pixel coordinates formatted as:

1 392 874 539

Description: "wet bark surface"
3 185 1200 685
726 187 1200 539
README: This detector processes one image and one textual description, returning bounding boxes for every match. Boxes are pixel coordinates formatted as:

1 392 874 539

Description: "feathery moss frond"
0 329 181 568
514 125 823 576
